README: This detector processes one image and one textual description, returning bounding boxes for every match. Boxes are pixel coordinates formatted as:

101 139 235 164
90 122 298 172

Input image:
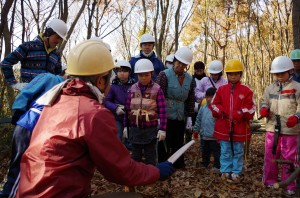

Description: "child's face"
227 72 241 84
293 60 300 71
117 67 130 82
205 95 213 104
274 71 289 83
138 72 152 85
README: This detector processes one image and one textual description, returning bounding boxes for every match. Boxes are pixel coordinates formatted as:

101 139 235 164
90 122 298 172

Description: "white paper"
167 140 195 164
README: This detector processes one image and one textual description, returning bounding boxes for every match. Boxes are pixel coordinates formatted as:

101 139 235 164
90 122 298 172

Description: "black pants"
131 139 157 165
158 119 185 169
202 139 220 169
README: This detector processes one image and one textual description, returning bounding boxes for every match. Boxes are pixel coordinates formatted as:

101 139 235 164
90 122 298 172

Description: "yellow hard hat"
224 59 244 72
66 40 117 76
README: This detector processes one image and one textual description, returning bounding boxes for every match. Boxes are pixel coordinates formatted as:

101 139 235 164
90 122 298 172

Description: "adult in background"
16 40 174 197
290 49 300 83
1 18 68 91
129 33 164 81
156 46 195 169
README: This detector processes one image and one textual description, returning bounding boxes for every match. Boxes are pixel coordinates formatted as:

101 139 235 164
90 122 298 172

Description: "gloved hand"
260 107 270 118
193 131 199 139
186 117 192 130
123 128 128 139
157 130 166 141
116 105 125 116
11 83 28 91
156 161 175 180
232 110 243 121
286 116 299 128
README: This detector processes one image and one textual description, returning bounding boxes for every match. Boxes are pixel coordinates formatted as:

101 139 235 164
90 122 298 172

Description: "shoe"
286 190 295 196
221 173 230 179
212 167 220 173
231 173 240 181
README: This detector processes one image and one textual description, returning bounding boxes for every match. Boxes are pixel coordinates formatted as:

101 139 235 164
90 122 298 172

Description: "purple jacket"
104 78 135 121
195 76 227 101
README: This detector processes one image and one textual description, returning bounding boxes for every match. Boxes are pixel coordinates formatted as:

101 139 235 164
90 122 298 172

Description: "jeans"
219 140 244 174
202 139 220 169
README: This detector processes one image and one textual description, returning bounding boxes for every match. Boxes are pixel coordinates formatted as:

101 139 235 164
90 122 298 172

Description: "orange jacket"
17 79 159 198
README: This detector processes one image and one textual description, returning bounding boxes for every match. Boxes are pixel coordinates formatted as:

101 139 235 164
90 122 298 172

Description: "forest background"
0 0 300 118
1 0 300 196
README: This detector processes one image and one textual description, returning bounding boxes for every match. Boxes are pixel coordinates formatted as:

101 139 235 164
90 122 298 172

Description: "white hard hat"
174 46 193 65
134 59 154 73
208 60 223 74
116 60 131 70
165 54 174 62
47 19 68 40
140 33 155 44
270 56 294 73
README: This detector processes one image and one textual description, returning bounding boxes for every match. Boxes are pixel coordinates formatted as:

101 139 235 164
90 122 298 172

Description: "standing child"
260 56 300 196
193 87 220 169
104 60 135 142
123 58 167 165
210 59 255 180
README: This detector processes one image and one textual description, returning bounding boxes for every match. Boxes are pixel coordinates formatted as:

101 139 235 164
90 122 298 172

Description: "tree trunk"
292 0 300 48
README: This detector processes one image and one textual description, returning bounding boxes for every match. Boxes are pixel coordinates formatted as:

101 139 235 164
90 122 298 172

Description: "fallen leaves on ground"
91 134 289 197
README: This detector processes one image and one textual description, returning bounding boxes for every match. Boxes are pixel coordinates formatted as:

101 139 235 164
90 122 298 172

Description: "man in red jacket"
16 40 174 198
210 59 255 181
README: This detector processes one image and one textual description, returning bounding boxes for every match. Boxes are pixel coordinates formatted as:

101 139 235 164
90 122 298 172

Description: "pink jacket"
17 79 159 198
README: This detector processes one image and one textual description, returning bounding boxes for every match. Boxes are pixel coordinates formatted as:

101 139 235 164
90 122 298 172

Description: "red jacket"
17 79 159 198
210 81 255 142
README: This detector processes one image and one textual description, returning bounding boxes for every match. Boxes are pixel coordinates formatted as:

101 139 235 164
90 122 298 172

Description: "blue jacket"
129 51 164 82
193 104 216 140
14 73 64 131
104 78 135 122
1 34 62 85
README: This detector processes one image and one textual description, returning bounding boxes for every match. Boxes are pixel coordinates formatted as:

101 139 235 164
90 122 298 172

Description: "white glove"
11 83 28 91
123 128 128 139
157 130 166 141
116 105 125 116
186 117 192 130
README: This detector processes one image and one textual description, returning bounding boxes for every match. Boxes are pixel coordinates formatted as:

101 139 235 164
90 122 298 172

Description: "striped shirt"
1 34 62 85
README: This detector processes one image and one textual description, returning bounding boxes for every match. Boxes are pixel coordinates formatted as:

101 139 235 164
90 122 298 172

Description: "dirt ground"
0 133 295 197
90 133 294 198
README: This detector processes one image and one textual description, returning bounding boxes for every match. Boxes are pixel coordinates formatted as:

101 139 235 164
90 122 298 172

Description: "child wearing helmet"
210 59 255 181
195 60 227 105
123 58 167 165
156 46 196 169
260 56 300 196
104 60 135 143
165 54 174 69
